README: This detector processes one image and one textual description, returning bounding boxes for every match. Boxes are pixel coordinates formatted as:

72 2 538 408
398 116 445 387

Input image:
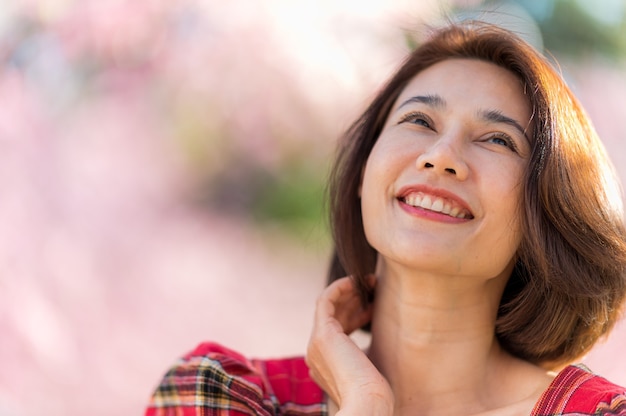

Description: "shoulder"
145 342 325 416
533 364 626 415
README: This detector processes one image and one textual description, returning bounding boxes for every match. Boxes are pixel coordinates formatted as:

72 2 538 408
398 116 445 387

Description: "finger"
306 329 364 403
314 277 358 323
315 277 373 334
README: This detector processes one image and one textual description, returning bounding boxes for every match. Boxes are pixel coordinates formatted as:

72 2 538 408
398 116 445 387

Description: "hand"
306 276 394 415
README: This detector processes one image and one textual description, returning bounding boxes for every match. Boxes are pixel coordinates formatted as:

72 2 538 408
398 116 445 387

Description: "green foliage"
530 0 626 60
251 163 329 241
451 0 626 61
197 158 330 242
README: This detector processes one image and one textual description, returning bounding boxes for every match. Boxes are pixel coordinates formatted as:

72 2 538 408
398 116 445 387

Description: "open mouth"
399 193 474 219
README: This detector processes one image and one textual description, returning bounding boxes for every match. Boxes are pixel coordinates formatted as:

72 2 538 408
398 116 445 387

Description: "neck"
366 262 522 414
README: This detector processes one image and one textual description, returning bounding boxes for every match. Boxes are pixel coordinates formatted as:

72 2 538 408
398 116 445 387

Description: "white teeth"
406 194 422 207
403 193 470 219
431 199 444 212
421 196 433 210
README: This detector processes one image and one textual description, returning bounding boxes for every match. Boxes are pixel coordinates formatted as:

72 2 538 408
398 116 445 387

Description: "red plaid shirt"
145 342 626 415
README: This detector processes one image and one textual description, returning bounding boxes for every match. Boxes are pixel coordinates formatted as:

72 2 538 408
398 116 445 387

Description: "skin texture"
307 59 555 416
361 58 531 282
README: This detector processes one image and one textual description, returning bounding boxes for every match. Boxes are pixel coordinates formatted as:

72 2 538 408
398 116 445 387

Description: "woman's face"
361 58 532 280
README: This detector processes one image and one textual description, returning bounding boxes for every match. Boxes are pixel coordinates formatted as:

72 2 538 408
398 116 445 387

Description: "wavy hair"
327 21 626 367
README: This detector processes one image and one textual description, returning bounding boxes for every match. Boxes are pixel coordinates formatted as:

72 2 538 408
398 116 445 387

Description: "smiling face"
360 58 532 280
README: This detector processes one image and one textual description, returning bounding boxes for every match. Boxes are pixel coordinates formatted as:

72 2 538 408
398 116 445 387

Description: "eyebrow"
398 94 446 109
398 94 530 140
479 109 529 140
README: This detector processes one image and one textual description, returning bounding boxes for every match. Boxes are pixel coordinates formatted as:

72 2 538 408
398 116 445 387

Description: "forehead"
392 58 531 123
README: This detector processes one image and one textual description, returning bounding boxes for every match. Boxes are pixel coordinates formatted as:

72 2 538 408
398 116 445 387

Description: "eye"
486 133 519 153
398 111 434 129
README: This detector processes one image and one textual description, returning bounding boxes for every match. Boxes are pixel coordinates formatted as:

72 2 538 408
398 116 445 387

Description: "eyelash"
486 133 519 153
398 111 434 129
398 111 520 154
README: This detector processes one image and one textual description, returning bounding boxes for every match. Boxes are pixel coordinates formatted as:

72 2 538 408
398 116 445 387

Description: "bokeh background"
1 0 625 414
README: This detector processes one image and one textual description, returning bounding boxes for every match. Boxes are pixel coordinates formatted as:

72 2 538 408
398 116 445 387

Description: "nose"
415 137 469 180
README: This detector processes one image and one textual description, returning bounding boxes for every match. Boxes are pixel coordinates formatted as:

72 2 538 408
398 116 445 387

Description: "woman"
145 22 626 415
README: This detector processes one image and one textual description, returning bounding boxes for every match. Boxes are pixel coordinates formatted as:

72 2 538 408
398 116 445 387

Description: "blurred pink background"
0 1 625 415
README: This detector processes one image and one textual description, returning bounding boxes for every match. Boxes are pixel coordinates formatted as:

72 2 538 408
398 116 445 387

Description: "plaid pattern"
146 343 625 415
532 364 626 415
146 343 325 415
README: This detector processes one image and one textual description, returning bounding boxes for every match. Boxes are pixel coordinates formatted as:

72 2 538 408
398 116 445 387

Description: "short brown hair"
327 21 626 368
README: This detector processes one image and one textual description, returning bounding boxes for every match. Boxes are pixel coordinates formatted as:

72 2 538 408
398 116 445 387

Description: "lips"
397 186 474 220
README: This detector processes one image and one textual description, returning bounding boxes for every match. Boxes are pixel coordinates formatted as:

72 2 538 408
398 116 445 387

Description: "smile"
399 192 474 219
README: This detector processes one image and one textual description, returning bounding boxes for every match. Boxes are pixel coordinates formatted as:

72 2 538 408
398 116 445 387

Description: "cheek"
359 170 379 231
359 141 403 213
359 147 384 200
359 157 391 247
487 178 525 256
362 137 413 184
479 159 526 244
